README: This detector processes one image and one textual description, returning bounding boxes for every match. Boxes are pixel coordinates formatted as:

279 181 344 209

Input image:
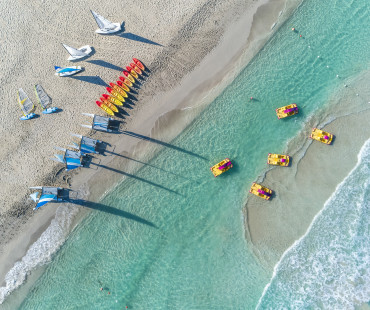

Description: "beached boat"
17 88 36 120
126 66 139 78
210 158 233 177
130 62 142 75
55 66 82 77
267 153 290 166
310 128 333 144
249 183 273 200
90 10 121 34
34 84 58 114
106 87 125 102
69 134 102 154
52 147 89 171
119 75 133 87
133 58 145 71
99 97 118 113
123 70 136 83
108 84 127 98
30 186 69 210
96 100 115 116
116 80 130 92
276 103 298 119
102 93 123 106
62 43 92 61
81 113 119 133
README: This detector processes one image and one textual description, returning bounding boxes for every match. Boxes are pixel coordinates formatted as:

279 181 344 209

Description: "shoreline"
244 68 370 269
0 0 290 303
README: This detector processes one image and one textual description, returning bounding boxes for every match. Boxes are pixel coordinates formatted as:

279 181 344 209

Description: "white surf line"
255 138 370 309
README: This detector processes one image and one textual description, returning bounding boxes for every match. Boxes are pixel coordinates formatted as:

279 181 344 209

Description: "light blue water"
11 0 370 308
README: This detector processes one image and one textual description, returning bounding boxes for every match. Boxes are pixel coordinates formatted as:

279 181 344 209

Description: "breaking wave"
257 138 370 309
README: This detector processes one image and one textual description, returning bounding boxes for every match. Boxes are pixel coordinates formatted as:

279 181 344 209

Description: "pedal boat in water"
210 158 233 177
310 128 333 144
249 183 273 200
267 153 290 166
276 103 298 119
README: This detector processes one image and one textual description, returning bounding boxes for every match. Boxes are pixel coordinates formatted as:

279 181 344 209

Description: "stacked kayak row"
95 58 145 116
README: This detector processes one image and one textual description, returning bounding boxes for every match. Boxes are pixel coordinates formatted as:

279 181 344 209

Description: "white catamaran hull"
67 45 92 61
95 23 121 34
55 66 82 77
20 113 36 120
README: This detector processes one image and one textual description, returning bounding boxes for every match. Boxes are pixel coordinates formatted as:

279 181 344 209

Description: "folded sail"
17 88 34 116
62 43 88 57
91 10 116 30
34 194 57 210
35 84 52 109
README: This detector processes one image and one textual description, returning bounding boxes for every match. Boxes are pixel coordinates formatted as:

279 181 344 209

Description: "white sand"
0 0 290 298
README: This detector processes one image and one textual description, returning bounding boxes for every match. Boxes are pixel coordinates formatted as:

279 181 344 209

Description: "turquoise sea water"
4 0 370 308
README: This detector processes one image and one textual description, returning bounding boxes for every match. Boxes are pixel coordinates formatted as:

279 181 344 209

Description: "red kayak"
123 70 136 83
126 66 138 78
119 75 133 87
133 58 145 71
130 62 142 75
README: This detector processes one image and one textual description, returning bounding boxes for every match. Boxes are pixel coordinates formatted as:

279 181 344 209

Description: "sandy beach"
0 0 290 302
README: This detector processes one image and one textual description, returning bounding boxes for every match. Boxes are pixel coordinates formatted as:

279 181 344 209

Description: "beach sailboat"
69 134 102 154
62 43 92 61
34 84 59 114
81 113 120 133
52 147 88 171
30 186 69 210
18 88 36 120
90 10 121 34
54 66 83 77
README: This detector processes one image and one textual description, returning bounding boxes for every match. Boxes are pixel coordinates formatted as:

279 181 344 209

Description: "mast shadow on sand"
118 32 163 46
70 75 108 87
90 162 182 196
69 199 156 228
86 59 122 71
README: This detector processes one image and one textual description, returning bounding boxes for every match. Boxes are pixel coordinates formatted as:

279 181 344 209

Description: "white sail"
35 84 52 109
17 88 34 116
62 44 88 57
90 10 116 30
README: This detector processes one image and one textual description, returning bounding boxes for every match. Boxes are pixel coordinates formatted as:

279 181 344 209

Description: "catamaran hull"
55 66 82 77
95 23 121 34
67 45 92 61
20 113 36 120
43 107 59 114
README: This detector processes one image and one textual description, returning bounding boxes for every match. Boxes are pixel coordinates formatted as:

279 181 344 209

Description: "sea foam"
257 138 370 309
0 204 79 304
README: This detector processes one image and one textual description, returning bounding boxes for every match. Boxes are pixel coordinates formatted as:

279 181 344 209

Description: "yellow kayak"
126 66 138 79
96 101 114 116
116 80 130 92
106 87 125 102
123 71 135 83
110 83 128 98
102 93 123 106
100 97 118 113
119 75 133 87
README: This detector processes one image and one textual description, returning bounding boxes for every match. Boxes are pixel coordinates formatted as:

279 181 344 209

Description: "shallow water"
3 0 370 308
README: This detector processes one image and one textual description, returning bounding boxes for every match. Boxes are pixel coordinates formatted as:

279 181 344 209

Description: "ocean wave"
256 138 370 309
0 204 79 304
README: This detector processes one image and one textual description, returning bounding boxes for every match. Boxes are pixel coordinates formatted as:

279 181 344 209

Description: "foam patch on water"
0 203 79 304
257 138 370 309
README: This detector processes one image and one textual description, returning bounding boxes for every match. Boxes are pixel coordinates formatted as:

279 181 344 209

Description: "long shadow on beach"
104 150 192 181
90 163 181 196
70 75 108 87
86 60 123 72
122 131 208 160
69 199 156 228
118 32 163 46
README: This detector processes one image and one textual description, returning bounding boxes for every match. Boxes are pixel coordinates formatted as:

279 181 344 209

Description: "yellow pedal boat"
210 158 233 177
249 183 273 200
267 153 290 166
276 103 298 119
310 128 333 145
